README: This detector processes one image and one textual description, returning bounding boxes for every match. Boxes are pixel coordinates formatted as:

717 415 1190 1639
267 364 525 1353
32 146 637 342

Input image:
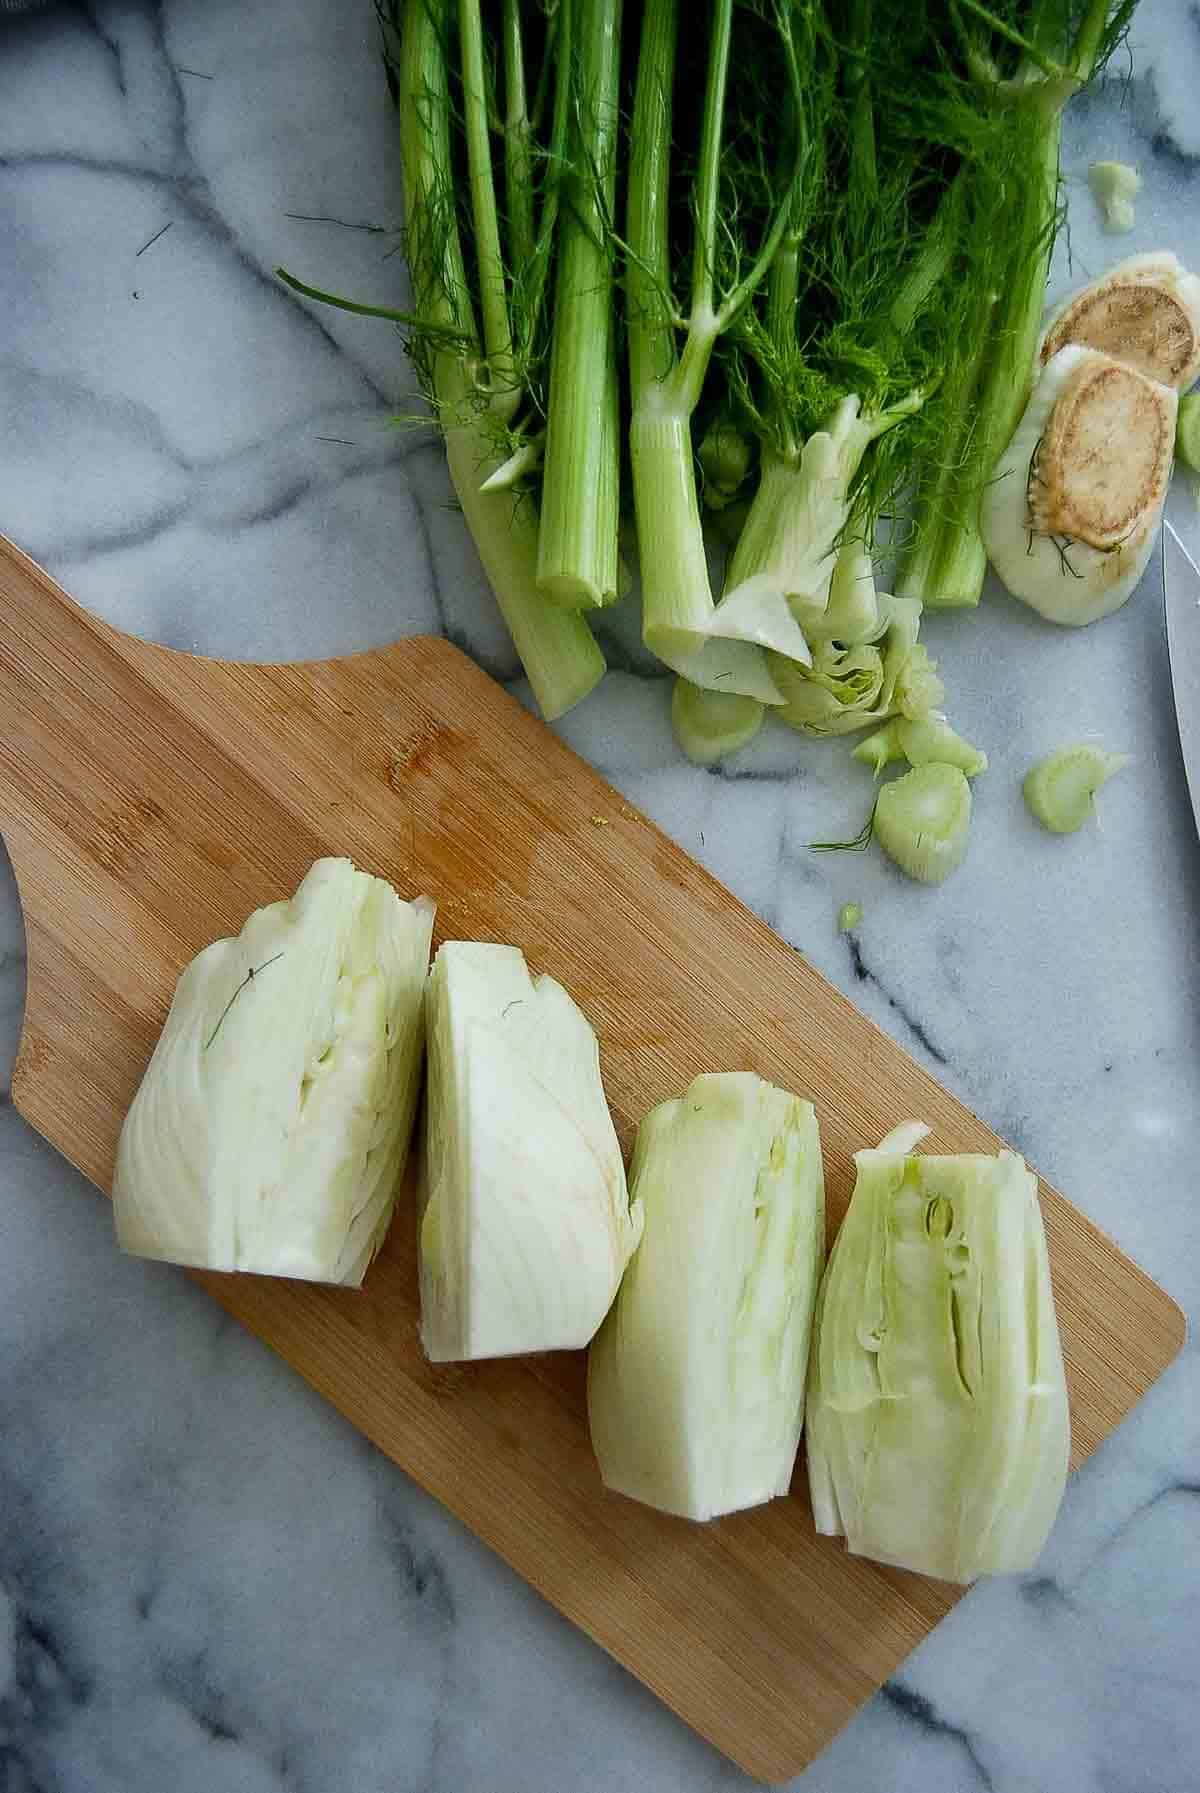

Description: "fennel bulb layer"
114 858 435 1285
806 1126 1070 1584
588 1072 825 1522
419 942 642 1362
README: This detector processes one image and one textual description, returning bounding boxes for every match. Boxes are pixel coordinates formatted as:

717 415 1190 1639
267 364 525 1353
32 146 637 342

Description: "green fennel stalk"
281 1 604 719
395 0 604 713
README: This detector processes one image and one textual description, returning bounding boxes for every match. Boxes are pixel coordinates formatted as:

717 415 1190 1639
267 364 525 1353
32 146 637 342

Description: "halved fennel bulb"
588 1073 825 1521
114 858 434 1285
806 1124 1070 1583
983 345 1176 626
420 943 642 1361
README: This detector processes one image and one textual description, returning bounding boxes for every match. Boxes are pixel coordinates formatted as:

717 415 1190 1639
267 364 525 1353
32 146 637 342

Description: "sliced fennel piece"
874 764 972 884
895 716 988 778
114 858 434 1285
852 721 905 776
1088 162 1140 235
853 715 987 779
982 346 1176 627
1023 743 1129 833
671 679 765 766
588 1072 825 1522
1039 251 1200 391
806 1128 1070 1584
420 942 642 1361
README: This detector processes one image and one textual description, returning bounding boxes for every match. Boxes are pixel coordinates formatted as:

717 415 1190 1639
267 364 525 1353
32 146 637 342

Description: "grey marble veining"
2 3 1199 1789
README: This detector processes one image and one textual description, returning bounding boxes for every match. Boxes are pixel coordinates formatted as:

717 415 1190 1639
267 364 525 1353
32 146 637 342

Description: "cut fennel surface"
113 858 434 1285
588 1072 825 1522
806 1125 1070 1584
419 942 642 1361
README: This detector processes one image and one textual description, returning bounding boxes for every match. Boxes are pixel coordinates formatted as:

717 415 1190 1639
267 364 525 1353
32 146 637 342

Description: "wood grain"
0 532 1185 1783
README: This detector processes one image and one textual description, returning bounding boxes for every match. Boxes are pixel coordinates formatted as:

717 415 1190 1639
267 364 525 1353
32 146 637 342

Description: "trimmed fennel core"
113 859 434 1285
419 943 642 1361
770 596 944 738
806 1124 1070 1584
1023 743 1129 833
588 1073 825 1522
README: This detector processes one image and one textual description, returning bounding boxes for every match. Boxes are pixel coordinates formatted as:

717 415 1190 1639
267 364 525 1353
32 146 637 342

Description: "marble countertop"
2 3 1198 1789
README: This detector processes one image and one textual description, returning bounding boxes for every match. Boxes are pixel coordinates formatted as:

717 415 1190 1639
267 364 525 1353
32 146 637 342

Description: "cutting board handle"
0 530 443 1175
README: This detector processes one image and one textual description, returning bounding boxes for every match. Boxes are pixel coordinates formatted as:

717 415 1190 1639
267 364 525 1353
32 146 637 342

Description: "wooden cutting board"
0 532 1185 1783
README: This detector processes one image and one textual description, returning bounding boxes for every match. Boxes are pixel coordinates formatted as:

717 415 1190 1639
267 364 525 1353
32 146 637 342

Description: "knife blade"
1163 519 1200 832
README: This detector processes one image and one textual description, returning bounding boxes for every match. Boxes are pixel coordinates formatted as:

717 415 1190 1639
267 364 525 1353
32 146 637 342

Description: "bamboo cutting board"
0 533 1186 1784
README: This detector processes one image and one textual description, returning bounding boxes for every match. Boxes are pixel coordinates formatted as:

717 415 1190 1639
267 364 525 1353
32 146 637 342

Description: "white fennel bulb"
114 858 434 1285
419 942 642 1361
588 1072 825 1522
806 1124 1070 1584
982 345 1176 626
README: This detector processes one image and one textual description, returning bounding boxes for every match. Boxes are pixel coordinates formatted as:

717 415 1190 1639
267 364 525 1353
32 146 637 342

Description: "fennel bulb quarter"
588 1073 826 1523
806 1125 1070 1584
419 942 642 1362
114 858 435 1285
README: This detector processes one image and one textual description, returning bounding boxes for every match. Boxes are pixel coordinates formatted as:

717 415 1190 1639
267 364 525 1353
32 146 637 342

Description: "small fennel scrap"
1023 742 1128 832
